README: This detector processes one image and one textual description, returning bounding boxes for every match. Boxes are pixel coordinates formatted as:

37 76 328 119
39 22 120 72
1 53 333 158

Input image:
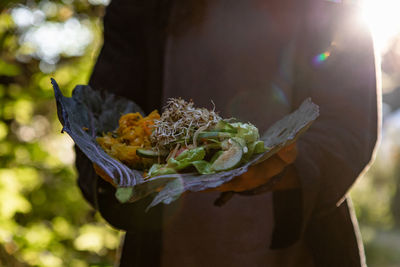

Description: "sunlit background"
0 0 400 266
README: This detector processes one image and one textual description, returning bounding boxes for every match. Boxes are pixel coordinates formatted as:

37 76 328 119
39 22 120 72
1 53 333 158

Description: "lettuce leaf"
52 79 319 210
167 147 206 170
191 160 213 174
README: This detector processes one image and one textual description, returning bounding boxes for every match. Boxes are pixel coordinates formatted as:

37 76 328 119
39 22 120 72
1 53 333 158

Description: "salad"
97 98 268 178
52 78 319 209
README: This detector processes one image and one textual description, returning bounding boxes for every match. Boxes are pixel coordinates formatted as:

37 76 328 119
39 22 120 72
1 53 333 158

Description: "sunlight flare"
361 0 400 53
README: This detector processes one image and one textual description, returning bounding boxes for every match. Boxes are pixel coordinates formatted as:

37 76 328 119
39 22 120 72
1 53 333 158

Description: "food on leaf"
52 78 319 209
97 110 160 169
96 98 270 178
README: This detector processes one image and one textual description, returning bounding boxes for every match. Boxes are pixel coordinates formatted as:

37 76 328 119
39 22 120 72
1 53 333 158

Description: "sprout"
150 98 221 149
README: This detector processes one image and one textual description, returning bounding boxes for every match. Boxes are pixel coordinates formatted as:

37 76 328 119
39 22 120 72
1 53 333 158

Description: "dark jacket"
76 0 379 266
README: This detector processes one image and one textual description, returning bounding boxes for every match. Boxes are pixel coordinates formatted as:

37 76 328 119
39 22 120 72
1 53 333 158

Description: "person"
76 0 380 266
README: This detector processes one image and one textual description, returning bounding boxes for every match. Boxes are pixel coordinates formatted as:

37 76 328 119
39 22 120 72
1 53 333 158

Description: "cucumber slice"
243 140 265 161
230 137 246 149
204 143 222 150
253 140 266 154
197 131 234 140
213 120 238 133
191 160 214 174
211 138 243 171
136 149 168 158
210 150 223 163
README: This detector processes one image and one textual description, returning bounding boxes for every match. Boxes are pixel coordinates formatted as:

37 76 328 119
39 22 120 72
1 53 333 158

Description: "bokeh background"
0 0 399 266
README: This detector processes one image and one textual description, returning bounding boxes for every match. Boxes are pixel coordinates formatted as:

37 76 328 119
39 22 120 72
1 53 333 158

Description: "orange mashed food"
97 110 160 169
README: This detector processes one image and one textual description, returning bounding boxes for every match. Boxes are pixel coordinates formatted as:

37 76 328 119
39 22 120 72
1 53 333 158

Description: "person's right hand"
208 142 299 193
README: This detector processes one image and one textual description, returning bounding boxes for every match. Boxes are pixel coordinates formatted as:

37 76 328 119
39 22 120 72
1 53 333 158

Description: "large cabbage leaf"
53 79 319 210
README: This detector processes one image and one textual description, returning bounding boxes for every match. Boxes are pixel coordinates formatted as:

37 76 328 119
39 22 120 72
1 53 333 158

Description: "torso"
161 0 312 266
163 0 296 132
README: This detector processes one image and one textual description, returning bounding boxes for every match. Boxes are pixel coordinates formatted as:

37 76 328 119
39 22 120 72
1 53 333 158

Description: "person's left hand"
210 142 299 192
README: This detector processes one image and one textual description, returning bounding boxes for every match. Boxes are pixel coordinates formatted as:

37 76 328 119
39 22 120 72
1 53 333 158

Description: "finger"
277 142 298 164
244 155 286 179
216 176 246 192
225 156 287 192
204 153 289 193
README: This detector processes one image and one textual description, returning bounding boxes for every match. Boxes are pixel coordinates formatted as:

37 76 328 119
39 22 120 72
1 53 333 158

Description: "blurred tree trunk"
0 245 28 267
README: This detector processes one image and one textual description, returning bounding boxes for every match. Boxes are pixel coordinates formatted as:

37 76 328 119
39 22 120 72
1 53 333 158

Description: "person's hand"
211 142 299 192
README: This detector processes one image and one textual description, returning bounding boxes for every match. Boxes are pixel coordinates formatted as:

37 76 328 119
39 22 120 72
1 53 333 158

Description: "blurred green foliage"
0 0 399 266
0 0 120 266
351 136 400 266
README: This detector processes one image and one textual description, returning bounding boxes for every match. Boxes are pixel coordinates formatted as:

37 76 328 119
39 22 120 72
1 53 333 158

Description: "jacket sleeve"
76 0 170 232
271 1 380 249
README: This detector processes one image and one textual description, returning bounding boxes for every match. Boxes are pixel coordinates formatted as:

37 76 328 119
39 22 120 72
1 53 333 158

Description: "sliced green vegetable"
203 142 222 150
253 140 266 154
197 131 234 140
148 164 177 176
191 160 214 174
210 150 223 163
115 187 134 203
231 136 246 148
136 148 168 158
243 140 266 161
211 138 243 171
213 120 238 133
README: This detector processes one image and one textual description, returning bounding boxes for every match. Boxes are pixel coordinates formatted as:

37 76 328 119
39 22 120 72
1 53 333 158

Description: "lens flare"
313 51 331 66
